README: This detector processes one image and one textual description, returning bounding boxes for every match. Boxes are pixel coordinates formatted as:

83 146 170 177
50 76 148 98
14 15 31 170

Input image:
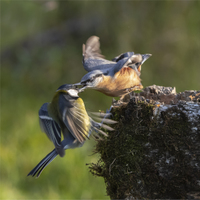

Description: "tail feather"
27 149 58 178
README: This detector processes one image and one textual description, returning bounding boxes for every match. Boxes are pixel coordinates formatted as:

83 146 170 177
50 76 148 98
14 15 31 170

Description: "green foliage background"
1 1 200 199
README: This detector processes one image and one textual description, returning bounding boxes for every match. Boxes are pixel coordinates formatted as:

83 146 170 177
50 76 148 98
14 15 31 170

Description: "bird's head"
56 84 79 97
129 54 152 74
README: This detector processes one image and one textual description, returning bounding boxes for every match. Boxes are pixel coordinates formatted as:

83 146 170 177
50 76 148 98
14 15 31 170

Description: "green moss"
88 98 200 199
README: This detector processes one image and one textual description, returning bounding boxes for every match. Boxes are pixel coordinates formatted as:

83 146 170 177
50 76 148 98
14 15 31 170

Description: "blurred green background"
1 1 200 199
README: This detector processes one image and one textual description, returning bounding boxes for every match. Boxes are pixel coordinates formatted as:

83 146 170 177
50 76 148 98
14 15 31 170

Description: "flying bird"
76 36 151 97
28 84 116 178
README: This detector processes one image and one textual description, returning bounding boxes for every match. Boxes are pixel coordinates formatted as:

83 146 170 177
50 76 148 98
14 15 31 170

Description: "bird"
75 36 152 97
27 84 116 178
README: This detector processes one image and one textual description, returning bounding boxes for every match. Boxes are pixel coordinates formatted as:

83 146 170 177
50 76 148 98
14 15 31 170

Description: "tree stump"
88 85 200 199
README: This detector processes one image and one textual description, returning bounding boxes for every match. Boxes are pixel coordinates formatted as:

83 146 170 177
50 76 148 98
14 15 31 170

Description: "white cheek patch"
92 76 103 87
68 89 78 97
128 58 132 63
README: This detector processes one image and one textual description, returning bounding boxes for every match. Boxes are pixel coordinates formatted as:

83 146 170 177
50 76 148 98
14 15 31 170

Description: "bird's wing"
59 95 91 143
110 55 137 76
112 52 135 62
82 36 115 72
81 55 139 84
39 103 62 148
83 36 104 59
112 53 151 76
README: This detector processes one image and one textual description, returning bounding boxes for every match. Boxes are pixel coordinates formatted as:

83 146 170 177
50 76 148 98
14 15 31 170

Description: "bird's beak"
141 54 152 64
78 86 86 93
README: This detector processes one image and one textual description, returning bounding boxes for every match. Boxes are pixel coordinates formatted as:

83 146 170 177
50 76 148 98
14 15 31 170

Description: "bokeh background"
1 1 200 199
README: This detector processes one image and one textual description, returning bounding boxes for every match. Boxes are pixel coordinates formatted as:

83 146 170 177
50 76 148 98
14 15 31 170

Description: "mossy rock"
88 86 200 199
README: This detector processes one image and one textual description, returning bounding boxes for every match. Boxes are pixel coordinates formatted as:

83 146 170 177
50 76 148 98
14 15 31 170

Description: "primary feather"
28 84 117 177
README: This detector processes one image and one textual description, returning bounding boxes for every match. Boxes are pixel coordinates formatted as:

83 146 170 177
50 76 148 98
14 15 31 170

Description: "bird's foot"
99 105 113 127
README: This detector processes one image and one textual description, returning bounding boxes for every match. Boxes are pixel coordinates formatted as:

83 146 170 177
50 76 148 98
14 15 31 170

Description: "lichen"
88 90 200 199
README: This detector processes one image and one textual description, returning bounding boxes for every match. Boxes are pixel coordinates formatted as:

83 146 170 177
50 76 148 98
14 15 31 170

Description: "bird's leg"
119 95 125 102
127 85 143 99
106 104 113 114
127 88 134 99
99 105 113 127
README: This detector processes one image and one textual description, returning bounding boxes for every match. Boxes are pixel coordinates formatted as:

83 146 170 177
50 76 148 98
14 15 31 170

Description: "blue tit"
28 84 116 178
75 36 151 97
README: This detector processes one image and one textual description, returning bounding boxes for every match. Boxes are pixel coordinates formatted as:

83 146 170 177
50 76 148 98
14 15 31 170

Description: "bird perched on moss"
75 36 151 97
28 84 116 178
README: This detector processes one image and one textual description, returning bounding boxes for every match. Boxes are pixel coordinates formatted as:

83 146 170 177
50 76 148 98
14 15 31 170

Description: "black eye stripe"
136 62 141 66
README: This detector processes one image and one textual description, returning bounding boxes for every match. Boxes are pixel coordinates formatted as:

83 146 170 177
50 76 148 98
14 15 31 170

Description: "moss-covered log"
88 85 200 199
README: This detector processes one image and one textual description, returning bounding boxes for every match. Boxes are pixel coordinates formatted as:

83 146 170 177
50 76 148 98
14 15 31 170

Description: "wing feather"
39 103 61 147
59 96 91 143
112 52 135 62
82 36 115 72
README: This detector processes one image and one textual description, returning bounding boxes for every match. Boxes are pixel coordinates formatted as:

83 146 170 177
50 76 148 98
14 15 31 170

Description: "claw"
112 98 117 104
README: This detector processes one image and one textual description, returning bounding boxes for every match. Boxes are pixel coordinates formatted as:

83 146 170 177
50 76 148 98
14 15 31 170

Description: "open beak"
141 54 152 64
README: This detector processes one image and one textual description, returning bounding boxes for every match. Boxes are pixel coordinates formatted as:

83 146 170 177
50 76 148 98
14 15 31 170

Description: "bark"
88 85 200 199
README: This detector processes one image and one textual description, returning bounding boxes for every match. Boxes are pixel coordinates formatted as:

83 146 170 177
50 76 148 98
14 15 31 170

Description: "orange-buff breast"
96 67 142 97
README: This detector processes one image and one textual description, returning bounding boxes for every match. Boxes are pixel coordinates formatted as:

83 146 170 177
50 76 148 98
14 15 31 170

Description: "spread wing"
109 56 134 76
83 36 104 59
59 95 91 143
112 52 135 62
80 54 140 85
39 103 61 148
112 52 139 75
82 36 115 72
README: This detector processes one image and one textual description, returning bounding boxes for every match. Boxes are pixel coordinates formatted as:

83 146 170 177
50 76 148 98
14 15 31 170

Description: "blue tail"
27 149 58 178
